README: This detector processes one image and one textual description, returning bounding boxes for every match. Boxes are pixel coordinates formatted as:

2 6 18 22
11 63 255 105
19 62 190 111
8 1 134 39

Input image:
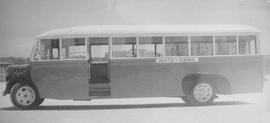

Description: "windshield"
30 39 40 61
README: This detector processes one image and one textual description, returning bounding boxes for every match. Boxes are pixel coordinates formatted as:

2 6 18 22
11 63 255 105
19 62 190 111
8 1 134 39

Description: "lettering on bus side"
155 57 199 63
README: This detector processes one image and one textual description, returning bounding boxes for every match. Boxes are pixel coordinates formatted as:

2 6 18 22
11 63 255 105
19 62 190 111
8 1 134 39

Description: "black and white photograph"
0 0 270 123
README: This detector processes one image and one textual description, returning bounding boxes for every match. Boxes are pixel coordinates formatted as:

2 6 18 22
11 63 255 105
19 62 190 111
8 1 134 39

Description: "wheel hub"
15 86 36 106
193 83 213 102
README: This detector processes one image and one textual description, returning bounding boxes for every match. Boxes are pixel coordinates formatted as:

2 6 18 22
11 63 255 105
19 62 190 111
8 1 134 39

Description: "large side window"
215 36 237 55
112 37 137 58
40 39 60 60
138 36 163 57
238 35 257 54
191 36 213 56
62 38 87 59
165 36 188 56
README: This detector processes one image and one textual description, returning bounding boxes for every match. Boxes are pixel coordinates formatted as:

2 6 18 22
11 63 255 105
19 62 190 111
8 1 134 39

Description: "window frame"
39 38 61 61
137 36 164 58
214 34 237 56
30 39 40 61
37 37 88 61
164 36 189 57
189 35 214 56
88 37 110 63
32 32 260 62
109 35 165 59
111 36 138 59
60 37 88 60
237 34 258 55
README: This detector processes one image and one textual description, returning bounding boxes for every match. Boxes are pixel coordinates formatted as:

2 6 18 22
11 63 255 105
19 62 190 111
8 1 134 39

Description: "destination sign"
155 57 199 63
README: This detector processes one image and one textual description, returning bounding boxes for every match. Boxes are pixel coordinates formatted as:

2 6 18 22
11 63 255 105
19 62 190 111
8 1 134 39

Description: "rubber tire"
186 81 216 106
10 82 43 109
36 98 45 106
180 96 191 104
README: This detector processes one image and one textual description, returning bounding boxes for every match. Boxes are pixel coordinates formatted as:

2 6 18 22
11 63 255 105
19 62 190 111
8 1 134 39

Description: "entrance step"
89 83 111 96
89 91 110 96
89 83 110 90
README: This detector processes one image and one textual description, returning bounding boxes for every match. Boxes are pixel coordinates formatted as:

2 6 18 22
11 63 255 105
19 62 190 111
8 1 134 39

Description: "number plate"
156 57 199 63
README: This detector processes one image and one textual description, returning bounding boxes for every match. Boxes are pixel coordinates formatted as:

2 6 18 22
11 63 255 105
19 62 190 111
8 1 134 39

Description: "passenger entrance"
88 37 110 96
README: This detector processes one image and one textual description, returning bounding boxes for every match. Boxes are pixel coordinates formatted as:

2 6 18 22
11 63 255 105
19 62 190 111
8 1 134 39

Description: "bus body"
4 25 265 108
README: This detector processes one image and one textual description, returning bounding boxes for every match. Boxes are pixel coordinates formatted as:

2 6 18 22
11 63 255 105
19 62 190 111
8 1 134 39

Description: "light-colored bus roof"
37 25 261 38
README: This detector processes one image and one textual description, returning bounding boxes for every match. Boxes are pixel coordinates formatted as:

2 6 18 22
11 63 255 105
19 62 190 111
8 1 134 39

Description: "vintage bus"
3 25 265 109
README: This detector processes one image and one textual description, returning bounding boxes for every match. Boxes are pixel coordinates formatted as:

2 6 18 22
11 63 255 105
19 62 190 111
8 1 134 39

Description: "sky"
0 0 270 57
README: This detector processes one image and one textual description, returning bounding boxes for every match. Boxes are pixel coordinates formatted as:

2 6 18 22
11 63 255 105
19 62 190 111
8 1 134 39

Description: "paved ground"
0 79 269 123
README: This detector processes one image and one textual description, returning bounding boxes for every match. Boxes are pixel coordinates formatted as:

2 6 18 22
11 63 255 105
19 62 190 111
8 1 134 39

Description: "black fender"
3 73 31 96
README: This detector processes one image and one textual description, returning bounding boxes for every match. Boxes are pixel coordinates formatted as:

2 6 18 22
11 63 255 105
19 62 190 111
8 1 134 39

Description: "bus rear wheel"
10 82 43 109
187 81 216 106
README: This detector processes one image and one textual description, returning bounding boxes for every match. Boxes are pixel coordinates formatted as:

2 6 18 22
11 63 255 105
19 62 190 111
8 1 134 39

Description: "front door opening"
89 37 110 96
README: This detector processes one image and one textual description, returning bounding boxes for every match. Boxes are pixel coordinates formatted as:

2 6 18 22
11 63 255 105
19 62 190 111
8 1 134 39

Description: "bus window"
191 36 213 56
138 37 163 57
40 39 60 60
112 37 137 58
215 36 237 55
239 35 257 54
165 36 188 56
61 38 87 59
89 37 109 62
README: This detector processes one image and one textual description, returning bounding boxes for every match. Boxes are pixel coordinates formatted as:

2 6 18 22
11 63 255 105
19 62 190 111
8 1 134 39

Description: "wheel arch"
181 73 231 96
4 73 36 95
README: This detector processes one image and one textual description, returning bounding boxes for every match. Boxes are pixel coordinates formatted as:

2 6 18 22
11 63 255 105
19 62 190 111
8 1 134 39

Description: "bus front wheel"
186 81 216 105
10 82 44 109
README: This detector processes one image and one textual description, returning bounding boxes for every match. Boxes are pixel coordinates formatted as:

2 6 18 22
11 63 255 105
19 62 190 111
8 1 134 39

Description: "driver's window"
40 39 60 60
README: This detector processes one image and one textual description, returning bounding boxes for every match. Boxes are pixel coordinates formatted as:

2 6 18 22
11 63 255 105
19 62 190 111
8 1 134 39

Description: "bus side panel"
31 60 89 99
109 55 264 98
